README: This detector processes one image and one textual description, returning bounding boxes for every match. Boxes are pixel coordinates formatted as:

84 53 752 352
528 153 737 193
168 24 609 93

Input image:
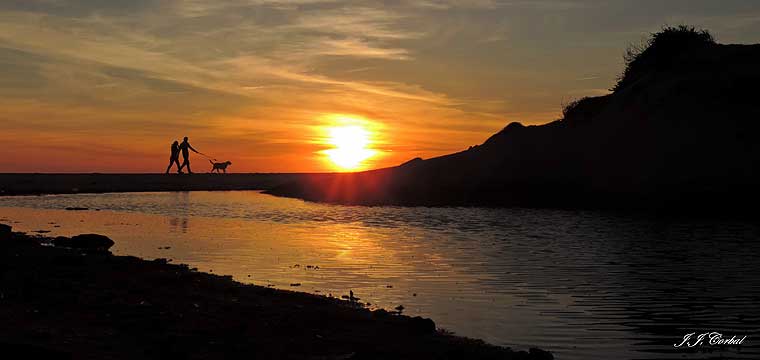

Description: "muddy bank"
0 226 552 360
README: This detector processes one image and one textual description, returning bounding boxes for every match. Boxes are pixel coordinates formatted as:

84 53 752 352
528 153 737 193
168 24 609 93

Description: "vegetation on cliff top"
615 25 716 91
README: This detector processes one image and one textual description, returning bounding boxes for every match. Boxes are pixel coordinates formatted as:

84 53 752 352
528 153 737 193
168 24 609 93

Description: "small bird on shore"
348 290 360 303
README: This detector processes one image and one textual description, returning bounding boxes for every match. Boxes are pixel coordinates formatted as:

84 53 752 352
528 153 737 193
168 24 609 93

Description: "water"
0 191 758 359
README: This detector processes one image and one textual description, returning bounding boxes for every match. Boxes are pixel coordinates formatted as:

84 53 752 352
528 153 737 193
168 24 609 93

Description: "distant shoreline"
0 173 306 196
1 173 757 218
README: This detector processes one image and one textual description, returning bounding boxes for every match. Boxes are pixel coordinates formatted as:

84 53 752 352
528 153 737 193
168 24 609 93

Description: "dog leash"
198 152 218 162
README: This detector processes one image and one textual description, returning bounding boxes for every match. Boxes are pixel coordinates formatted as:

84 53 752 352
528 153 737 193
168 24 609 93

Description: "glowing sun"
324 125 376 170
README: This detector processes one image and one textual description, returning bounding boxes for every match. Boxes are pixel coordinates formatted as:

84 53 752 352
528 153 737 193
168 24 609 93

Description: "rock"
408 316 436 334
53 233 114 251
65 207 89 211
400 157 423 167
51 253 86 267
53 236 70 244
0 343 71 358
529 348 554 360
0 224 11 239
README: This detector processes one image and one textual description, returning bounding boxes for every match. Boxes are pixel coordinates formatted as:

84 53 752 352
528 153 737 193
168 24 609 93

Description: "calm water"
0 191 758 359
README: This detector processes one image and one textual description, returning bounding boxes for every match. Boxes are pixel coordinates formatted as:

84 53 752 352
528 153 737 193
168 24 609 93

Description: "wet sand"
0 226 552 360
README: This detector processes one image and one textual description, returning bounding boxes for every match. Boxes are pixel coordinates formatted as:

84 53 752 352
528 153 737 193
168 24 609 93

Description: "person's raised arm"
189 143 199 153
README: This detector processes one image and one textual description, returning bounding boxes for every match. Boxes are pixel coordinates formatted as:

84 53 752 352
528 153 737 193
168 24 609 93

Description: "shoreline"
3 174 756 218
0 225 553 359
1 173 753 219
0 173 311 196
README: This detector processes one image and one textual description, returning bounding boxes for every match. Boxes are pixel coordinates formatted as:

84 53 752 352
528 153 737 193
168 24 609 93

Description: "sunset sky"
2 0 759 173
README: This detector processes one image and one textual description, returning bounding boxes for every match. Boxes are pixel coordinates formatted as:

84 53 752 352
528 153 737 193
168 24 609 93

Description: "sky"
1 0 759 173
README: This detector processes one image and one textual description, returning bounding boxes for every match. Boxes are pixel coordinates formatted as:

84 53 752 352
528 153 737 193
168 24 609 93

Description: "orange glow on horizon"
319 115 380 172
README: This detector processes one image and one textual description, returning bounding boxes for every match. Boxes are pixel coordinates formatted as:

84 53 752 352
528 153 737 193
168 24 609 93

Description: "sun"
324 125 376 170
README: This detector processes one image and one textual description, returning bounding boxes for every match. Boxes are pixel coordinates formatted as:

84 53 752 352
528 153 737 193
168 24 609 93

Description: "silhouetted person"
165 140 181 174
177 136 199 174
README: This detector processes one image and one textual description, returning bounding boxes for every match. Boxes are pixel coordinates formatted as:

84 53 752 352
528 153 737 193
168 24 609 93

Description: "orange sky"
1 1 759 173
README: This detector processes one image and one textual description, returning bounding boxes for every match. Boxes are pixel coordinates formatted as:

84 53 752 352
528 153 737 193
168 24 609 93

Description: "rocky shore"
0 224 552 360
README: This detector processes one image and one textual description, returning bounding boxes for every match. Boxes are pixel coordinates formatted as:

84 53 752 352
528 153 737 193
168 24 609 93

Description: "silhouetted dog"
209 160 232 173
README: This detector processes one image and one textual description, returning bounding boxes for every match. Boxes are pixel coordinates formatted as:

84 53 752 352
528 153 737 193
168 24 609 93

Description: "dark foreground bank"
0 225 552 360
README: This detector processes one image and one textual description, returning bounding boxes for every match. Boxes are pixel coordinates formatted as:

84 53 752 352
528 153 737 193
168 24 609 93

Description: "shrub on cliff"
613 25 715 91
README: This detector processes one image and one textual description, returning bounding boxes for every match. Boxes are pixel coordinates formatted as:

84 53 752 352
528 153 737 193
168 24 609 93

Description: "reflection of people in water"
169 191 190 233
165 140 181 174
169 216 189 234
177 136 199 174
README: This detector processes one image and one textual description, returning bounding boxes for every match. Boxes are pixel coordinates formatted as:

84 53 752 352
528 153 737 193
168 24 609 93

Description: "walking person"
177 136 199 174
165 140 181 174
